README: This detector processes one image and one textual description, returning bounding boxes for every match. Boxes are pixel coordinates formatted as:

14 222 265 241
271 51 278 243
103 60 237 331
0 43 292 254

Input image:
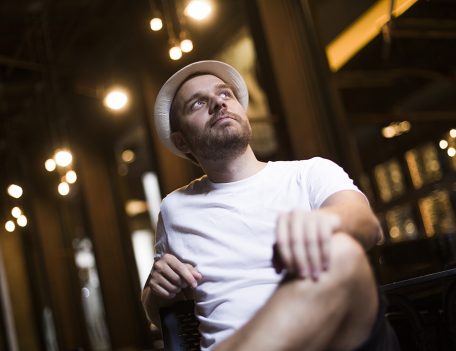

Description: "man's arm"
275 190 382 280
320 190 383 250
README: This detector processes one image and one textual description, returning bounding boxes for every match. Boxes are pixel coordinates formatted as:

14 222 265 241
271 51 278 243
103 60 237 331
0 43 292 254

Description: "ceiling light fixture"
184 0 212 21
104 89 129 111
150 17 163 31
7 184 23 199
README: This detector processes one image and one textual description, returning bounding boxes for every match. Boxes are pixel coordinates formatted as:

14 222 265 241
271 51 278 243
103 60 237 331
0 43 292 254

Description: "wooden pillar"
32 197 87 349
0 229 40 351
250 0 363 179
78 146 143 349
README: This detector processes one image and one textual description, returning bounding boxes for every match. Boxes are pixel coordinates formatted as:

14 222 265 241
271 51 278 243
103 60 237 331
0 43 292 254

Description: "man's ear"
171 132 191 154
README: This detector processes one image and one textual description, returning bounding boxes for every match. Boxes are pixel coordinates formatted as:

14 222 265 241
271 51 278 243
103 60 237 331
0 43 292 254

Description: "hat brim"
154 60 249 159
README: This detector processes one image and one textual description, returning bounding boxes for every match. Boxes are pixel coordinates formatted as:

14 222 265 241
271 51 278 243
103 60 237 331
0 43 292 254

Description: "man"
142 60 400 351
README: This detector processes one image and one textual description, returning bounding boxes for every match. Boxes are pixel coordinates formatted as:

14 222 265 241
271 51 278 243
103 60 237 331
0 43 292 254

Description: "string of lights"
148 0 213 60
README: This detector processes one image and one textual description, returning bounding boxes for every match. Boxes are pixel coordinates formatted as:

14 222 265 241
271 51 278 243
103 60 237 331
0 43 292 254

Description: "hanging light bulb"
7 184 23 198
45 158 56 171
17 215 27 227
54 149 73 167
11 207 22 218
180 38 193 53
150 17 163 31
58 182 70 196
104 89 129 111
5 220 15 232
169 45 182 60
184 0 212 21
65 170 77 184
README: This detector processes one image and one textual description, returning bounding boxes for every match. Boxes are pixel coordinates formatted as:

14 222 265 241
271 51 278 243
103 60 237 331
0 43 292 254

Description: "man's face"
171 74 251 161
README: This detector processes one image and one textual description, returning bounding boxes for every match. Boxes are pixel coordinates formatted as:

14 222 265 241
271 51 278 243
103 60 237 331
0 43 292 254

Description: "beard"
182 112 252 161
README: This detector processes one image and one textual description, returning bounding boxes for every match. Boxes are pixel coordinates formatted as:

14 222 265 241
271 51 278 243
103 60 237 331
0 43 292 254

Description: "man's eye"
220 90 232 98
191 100 205 110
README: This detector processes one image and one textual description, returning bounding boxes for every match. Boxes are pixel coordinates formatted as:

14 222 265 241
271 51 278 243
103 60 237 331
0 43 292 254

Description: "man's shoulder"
162 175 209 203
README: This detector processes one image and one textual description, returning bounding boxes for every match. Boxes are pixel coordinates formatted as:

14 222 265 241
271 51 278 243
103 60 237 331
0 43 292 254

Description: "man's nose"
208 95 226 114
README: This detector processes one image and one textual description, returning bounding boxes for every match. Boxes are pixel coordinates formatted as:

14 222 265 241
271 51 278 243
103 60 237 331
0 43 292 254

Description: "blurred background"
0 0 456 350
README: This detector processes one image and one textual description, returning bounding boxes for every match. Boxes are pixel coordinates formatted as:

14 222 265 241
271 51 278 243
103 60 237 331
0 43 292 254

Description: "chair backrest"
159 300 201 351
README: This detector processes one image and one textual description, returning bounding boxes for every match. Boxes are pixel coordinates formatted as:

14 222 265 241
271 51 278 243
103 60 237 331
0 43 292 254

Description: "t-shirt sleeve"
154 212 169 259
305 157 361 209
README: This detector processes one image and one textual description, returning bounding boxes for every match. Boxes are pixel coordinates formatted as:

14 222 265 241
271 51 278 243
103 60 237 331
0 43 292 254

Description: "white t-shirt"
156 157 361 350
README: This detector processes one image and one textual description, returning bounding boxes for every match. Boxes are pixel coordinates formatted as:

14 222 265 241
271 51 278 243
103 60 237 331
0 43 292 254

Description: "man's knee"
330 233 372 288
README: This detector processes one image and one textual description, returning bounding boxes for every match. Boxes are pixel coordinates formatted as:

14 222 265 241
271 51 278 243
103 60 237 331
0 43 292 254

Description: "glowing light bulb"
150 17 163 31
450 129 456 138
5 220 15 232
17 215 27 227
58 182 70 196
11 207 22 218
45 158 56 171
7 184 23 198
121 150 135 163
439 140 448 149
448 147 456 157
169 46 182 60
65 170 77 184
180 39 193 53
185 0 212 20
104 90 129 111
54 150 73 167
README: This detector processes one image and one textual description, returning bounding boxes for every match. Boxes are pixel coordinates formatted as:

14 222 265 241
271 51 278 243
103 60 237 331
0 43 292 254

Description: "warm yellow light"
184 0 212 20
104 90 129 111
326 0 417 71
125 199 148 217
382 126 395 139
450 129 456 138
7 184 23 199
169 46 182 60
11 207 22 218
398 121 411 132
45 158 56 171
17 215 27 227
180 39 193 53
65 170 77 184
448 147 456 157
439 139 448 149
54 150 73 167
121 149 136 163
150 17 163 31
58 182 70 196
5 220 15 232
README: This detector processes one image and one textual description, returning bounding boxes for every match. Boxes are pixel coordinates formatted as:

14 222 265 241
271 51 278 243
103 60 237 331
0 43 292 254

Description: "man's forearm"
321 191 383 250
326 204 382 250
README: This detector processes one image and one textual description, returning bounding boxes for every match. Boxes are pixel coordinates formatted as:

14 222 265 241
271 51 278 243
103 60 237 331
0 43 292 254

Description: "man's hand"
145 253 202 299
274 209 341 280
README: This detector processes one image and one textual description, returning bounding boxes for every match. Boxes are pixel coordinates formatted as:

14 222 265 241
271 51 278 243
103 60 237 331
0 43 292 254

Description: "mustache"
208 111 242 127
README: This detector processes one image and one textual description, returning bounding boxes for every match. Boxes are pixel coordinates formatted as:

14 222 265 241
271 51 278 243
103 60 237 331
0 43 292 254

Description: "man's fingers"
167 261 197 288
153 259 184 286
290 213 308 278
186 264 203 281
150 282 177 299
276 213 293 273
302 220 322 280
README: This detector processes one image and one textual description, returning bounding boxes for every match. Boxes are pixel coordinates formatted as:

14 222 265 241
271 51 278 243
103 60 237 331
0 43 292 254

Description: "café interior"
0 0 456 350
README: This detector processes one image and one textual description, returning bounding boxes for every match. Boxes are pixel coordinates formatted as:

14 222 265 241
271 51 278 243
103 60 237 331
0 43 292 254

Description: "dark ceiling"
0 0 246 190
1 0 455 190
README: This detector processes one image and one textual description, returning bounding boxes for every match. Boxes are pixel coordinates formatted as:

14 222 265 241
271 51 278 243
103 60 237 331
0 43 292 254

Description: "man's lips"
210 114 236 127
